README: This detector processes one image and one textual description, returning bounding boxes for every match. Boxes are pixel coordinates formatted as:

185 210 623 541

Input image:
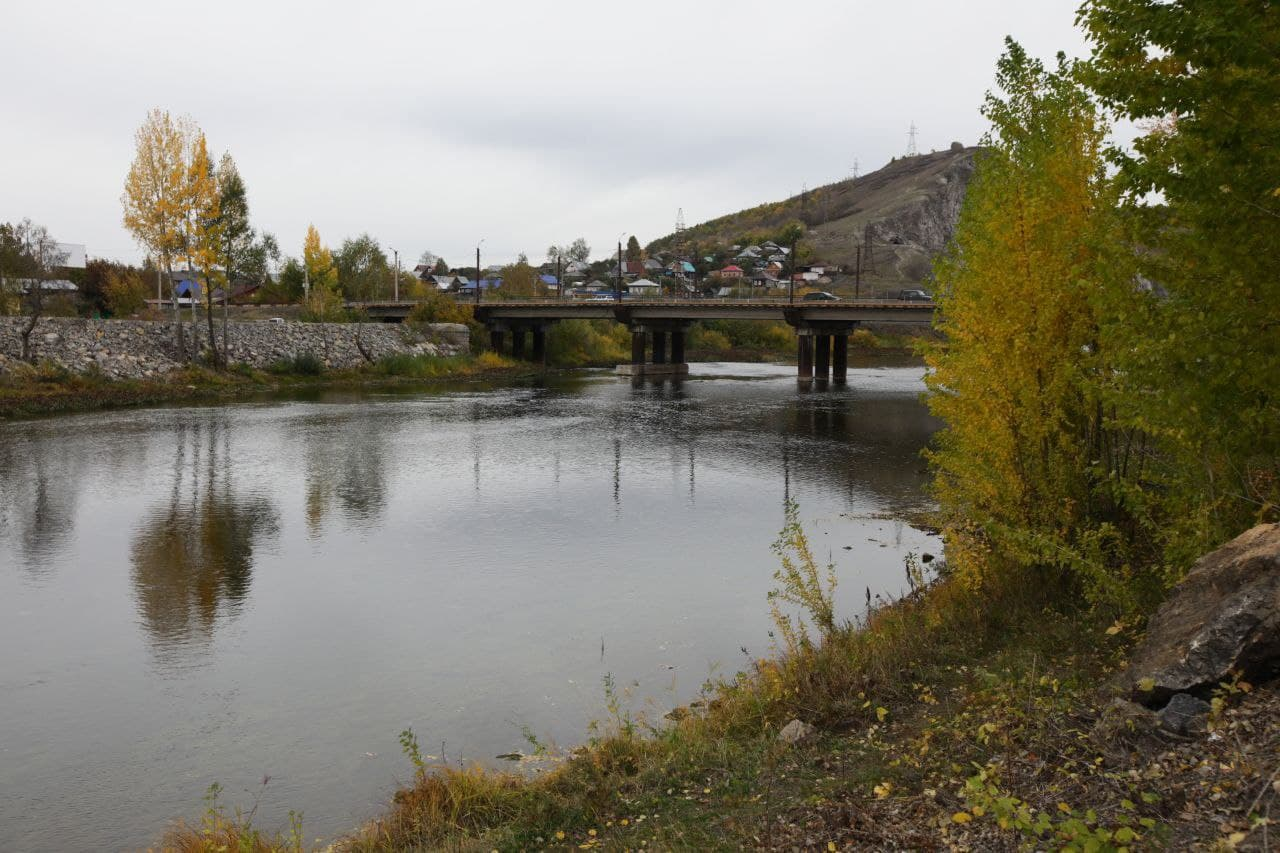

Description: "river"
0 360 941 851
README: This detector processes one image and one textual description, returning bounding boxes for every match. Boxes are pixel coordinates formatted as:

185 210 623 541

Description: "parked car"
802 291 840 302
898 289 933 302
269 317 285 324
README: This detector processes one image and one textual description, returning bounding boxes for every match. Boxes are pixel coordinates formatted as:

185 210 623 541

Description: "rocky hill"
648 144 979 290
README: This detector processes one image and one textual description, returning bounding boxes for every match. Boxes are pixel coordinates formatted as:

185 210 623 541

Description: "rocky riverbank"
0 317 468 379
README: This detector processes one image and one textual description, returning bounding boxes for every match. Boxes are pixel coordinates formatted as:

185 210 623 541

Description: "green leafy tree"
103 266 148 316
335 233 391 302
497 260 540 299
924 41 1144 606
240 232 280 291
625 235 642 262
1078 0 1280 561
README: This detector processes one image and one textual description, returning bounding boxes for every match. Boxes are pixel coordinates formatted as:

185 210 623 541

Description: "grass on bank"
151 502 1279 852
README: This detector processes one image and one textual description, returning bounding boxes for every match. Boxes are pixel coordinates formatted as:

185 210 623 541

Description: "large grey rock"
1157 693 1211 735
778 719 814 745
1124 524 1280 706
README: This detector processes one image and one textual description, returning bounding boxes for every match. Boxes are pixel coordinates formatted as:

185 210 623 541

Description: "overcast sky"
1 1 1092 267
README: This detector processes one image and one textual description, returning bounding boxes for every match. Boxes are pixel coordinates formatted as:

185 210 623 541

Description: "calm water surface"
0 361 941 851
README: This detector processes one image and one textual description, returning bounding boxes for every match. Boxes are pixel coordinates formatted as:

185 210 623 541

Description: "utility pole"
855 242 865 298
475 242 482 305
392 248 400 301
556 254 562 299
788 237 797 304
616 240 623 303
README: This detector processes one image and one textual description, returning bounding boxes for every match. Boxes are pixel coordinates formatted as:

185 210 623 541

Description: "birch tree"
122 109 194 359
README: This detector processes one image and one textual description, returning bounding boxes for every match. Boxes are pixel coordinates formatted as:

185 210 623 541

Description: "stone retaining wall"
0 317 469 379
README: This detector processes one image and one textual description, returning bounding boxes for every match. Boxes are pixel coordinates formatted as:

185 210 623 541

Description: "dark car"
802 291 840 302
898 289 933 302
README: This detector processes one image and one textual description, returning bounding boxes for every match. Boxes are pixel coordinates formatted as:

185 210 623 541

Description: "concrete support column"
489 329 505 354
832 334 849 384
511 328 527 360
670 329 685 364
631 331 646 365
814 334 831 379
797 334 814 379
531 327 546 363
652 330 667 364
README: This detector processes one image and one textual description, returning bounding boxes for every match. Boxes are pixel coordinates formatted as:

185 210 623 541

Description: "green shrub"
545 319 629 366
268 352 324 375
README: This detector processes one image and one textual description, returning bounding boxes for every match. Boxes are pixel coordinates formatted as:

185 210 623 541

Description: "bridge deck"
354 299 935 324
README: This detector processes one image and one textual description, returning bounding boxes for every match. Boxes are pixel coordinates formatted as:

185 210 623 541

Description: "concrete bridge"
354 299 935 382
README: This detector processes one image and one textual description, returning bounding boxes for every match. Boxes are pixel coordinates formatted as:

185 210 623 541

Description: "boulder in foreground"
1123 524 1280 706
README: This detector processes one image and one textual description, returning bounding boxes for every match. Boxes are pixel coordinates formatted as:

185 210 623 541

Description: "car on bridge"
802 291 840 302
898 289 934 302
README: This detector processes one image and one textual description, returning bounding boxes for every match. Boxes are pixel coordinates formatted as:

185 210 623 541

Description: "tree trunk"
221 268 230 370
19 295 40 363
167 261 186 361
203 271 220 369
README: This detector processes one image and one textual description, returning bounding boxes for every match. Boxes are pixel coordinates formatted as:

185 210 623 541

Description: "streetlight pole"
616 233 626 304
392 248 400 301
475 239 484 305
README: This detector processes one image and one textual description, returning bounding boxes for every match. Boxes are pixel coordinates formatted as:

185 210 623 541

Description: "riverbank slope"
164 525 1280 851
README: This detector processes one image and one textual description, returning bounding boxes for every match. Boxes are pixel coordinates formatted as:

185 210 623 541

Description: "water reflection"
0 434 85 578
130 418 278 662
298 408 389 535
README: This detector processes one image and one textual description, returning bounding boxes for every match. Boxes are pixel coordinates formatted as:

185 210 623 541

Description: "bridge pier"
484 320 553 364
531 326 546 364
832 333 849 384
797 333 814 380
814 334 831 379
652 331 667 364
616 321 690 376
790 321 857 385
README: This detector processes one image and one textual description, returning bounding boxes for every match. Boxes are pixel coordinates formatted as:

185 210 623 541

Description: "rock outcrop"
0 317 469 379
1123 523 1280 706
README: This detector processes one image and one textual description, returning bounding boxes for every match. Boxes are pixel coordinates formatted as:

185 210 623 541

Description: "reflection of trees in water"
300 412 388 535
130 418 278 659
0 432 89 578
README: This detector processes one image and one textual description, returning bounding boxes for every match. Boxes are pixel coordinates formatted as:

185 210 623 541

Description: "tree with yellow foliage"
122 109 196 358
924 41 1150 608
183 132 224 367
301 225 343 321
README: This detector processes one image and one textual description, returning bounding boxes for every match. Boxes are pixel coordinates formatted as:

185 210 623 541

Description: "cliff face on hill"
649 145 979 290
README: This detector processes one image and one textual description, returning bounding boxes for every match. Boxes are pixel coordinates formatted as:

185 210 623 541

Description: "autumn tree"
1078 0 1280 563
302 225 343 321
182 132 223 366
122 109 198 358
923 42 1144 606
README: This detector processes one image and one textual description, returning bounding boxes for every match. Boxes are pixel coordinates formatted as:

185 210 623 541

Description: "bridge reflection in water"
352 299 935 382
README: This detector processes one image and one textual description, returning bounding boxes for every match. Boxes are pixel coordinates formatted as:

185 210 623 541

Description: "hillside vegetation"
647 146 978 289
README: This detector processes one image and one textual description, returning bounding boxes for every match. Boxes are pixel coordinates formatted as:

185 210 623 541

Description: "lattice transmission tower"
907 122 919 157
